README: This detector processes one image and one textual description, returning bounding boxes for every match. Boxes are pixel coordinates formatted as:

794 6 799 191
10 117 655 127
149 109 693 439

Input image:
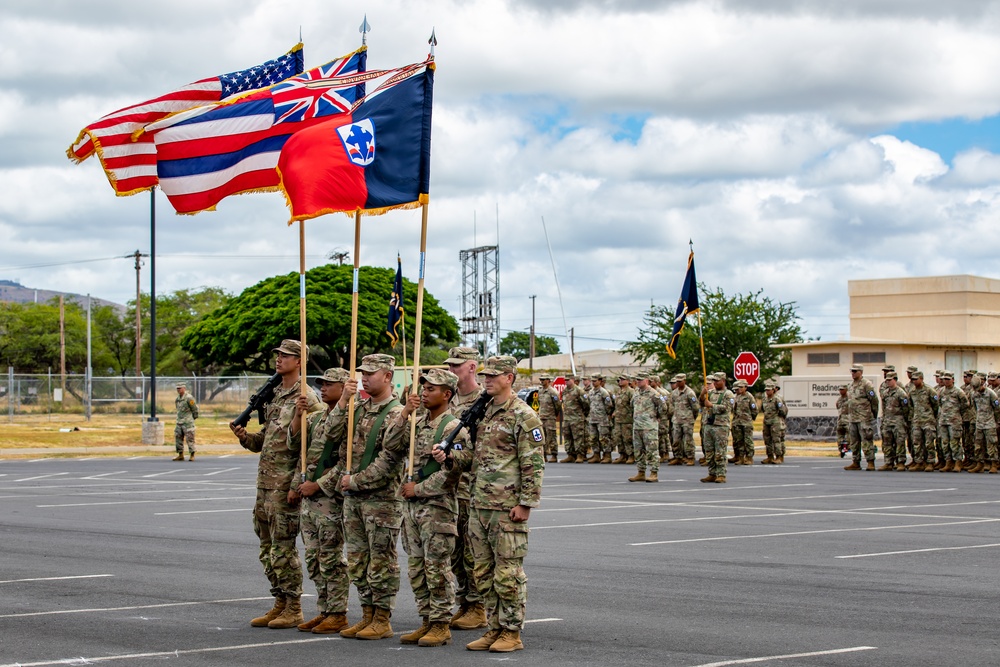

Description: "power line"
0 253 331 273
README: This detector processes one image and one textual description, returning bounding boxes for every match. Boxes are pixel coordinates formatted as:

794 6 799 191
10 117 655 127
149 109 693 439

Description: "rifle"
421 391 493 481
232 373 283 428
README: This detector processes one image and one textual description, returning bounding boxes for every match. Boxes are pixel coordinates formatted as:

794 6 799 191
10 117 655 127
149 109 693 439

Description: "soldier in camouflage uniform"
669 373 699 465
230 339 322 629
701 372 734 483
730 380 758 465
288 368 351 634
969 374 1000 474
904 365 918 461
650 376 673 463
173 383 199 461
331 354 407 640
836 385 850 457
760 381 788 464
961 370 977 467
936 371 969 472
907 371 938 471
560 376 589 463
612 375 635 464
932 370 947 468
536 376 562 463
878 372 911 471
845 364 879 471
437 355 545 653
628 372 662 483
586 374 614 464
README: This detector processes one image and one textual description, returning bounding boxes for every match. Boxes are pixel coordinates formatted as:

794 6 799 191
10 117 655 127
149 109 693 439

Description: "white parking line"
141 469 183 478
126 456 147 460
836 542 1000 559
204 467 241 476
37 496 252 508
525 617 562 623
0 595 273 619
0 574 114 585
688 645 877 667
80 471 127 480
14 472 69 482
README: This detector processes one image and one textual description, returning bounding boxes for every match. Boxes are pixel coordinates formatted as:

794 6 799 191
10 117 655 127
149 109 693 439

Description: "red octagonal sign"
734 351 760 386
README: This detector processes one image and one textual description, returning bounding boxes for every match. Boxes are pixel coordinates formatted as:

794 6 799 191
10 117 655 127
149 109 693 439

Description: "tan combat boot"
251 596 286 627
268 596 304 629
489 629 524 653
776 455 784 464
418 622 453 647
613 455 628 464
760 456 774 465
450 603 469 625
452 602 487 630
340 604 374 637
626 455 635 464
312 612 348 634
743 456 754 465
700 474 717 483
843 461 861 470
990 462 999 474
667 458 681 466
685 458 696 466
924 462 937 472
575 454 587 463
587 452 601 463
866 461 876 471
877 462 894 471
628 470 646 482
466 628 502 651
952 460 964 472
714 476 727 483
601 453 613 464
298 614 325 632
188 452 195 461
559 454 575 463
356 607 393 640
908 462 924 472
645 472 659 483
172 453 184 461
940 460 953 472
971 462 984 473
400 617 431 644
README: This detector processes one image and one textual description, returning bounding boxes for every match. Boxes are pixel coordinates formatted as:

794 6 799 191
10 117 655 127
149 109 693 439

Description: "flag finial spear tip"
428 27 437 55
360 15 371 45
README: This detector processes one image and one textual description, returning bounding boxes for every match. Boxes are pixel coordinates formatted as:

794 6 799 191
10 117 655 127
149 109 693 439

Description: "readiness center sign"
777 376 843 417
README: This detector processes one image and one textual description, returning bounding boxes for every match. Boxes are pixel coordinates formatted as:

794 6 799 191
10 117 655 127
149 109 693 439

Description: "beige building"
516 349 654 379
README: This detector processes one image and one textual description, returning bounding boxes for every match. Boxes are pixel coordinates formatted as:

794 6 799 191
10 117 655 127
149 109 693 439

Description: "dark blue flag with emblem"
386 255 404 346
666 251 700 359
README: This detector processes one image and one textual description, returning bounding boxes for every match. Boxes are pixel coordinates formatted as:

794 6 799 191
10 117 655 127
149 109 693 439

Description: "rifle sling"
418 413 458 480
356 398 401 473
309 414 338 482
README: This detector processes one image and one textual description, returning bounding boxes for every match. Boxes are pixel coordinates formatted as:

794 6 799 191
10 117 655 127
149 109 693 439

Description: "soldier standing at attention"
173 383 199 461
560 376 589 463
878 372 911 471
904 365 918 461
587 374 614 464
288 368 351 635
836 385 850 457
536 376 562 463
649 376 671 463
629 371 662 483
333 354 407 640
907 372 937 472
669 373 699 466
932 370 947 469
937 371 969 472
701 372 734 483
435 355 545 653
844 364 879 471
230 339 321 629
612 375 635 464
730 380 757 465
760 381 788 464
969 374 1000 474
961 370 977 468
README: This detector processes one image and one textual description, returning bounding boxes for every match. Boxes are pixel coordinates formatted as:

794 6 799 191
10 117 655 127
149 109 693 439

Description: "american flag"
67 45 304 196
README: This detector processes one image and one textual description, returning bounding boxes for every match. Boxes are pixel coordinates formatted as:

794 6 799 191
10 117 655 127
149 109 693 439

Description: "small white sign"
53 388 63 402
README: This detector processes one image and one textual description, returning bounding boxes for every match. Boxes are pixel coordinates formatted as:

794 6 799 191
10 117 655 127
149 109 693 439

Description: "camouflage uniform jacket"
175 393 199 427
383 409 468 514
290 407 343 509
657 387 673 426
452 394 545 511
587 387 613 426
326 393 407 500
704 388 736 428
836 395 850 427
536 386 561 424
972 387 1000 430
451 386 483 501
961 382 976 422
671 386 700 426
880 386 911 427
631 386 661 430
241 381 322 491
848 378 878 423
935 385 968 428
732 392 758 427
908 385 938 428
561 385 589 423
613 387 634 427
762 393 788 426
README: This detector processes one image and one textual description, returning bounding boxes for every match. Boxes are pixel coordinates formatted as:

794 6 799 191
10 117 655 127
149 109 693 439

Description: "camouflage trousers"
963 421 975 463
703 424 729 478
562 420 587 457
612 422 633 457
453 498 480 605
939 423 964 462
253 488 302 599
658 419 673 457
881 421 908 465
588 422 610 456
542 421 559 458
836 420 849 446
973 427 999 463
402 500 457 623
911 424 937 464
343 496 402 611
848 421 876 463
763 422 786 459
632 427 659 473
731 425 754 460
469 507 529 632
174 424 195 454
300 496 349 614
672 422 695 460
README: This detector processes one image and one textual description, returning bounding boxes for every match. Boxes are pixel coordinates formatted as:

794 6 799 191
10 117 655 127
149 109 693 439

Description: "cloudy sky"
3 0 1000 356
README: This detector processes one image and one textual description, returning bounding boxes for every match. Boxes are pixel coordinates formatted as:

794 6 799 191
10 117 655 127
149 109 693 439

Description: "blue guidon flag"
666 251 700 359
386 255 404 346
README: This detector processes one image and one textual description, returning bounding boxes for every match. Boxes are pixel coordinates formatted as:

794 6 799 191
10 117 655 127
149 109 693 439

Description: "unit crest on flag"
337 118 376 166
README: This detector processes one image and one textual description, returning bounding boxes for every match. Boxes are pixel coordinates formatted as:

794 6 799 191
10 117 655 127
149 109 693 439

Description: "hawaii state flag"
666 251 700 359
277 59 434 221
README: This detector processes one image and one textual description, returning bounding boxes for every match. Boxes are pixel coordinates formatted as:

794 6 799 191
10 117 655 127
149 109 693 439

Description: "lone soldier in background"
289 368 351 635
628 372 662 483
836 385 850 457
730 380 757 465
560 375 590 463
437 355 545 653
969 373 1000 474
937 371 969 472
670 373 699 466
587 374 614 464
612 374 635 464
844 364 879 471
878 372 911 471
961 370 977 467
536 375 562 463
760 381 788 464
173 383 199 461
230 339 321 629
701 372 734 483
907 371 938 471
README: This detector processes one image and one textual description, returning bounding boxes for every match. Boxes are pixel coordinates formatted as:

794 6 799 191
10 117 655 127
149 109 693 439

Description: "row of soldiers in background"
229 343 545 654
839 363 1000 473
532 371 789 484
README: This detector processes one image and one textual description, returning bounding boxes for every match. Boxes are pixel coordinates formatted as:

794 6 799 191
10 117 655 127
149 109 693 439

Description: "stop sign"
733 352 760 386
552 376 566 399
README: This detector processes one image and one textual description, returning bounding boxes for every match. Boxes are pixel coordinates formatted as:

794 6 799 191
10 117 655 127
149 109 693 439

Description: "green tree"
623 284 802 387
499 331 560 360
181 264 459 373
0 300 92 373
136 287 232 376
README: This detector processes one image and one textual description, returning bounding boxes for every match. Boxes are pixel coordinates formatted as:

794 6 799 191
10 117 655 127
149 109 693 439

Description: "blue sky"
888 114 1000 163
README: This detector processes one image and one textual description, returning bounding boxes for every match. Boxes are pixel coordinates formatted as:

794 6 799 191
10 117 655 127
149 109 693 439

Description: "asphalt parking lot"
1 454 998 666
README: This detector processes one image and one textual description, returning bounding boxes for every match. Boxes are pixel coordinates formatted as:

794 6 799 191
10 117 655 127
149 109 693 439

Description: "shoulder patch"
868 391 875 396
531 428 543 442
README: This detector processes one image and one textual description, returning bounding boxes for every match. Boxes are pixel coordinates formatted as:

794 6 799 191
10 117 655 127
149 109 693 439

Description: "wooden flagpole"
299 221 309 480
345 211 362 472
406 203 429 481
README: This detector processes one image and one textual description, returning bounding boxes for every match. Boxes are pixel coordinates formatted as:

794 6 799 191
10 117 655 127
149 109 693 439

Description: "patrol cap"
971 374 984 388
850 364 864 372
318 367 350 384
712 372 727 381
964 369 976 377
357 353 395 373
669 376 679 384
941 371 955 379
420 368 459 391
911 371 924 379
734 379 748 388
649 374 660 382
539 374 552 381
478 355 518 376
988 372 1000 380
273 339 302 357
885 371 898 380
445 347 479 364
764 381 777 390
567 375 579 381
635 371 650 380
590 373 604 381
839 383 849 389
906 365 918 373
882 364 895 372
618 374 630 382
674 373 687 381
934 370 943 377
175 382 187 389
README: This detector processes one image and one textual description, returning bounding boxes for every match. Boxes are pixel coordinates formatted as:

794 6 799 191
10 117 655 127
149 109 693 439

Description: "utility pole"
59 295 66 400
529 295 536 374
570 327 575 358
131 250 147 378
